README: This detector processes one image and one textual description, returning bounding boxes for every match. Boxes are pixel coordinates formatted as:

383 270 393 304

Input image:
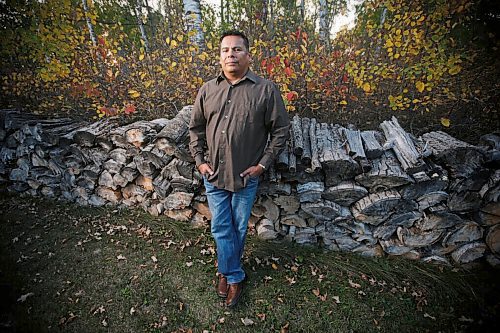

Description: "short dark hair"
220 30 250 52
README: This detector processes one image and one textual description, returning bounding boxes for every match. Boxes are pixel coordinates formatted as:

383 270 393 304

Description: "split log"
164 208 194 222
399 169 448 200
281 215 307 228
480 133 500 150
421 131 485 178
276 144 289 170
103 159 123 174
448 191 482 213
361 130 384 159
353 244 384 257
134 151 165 178
342 127 366 161
301 117 312 165
421 256 451 266
192 201 211 220
355 150 413 192
256 218 278 240
274 195 300 214
96 186 122 203
380 116 425 173
309 118 321 171
451 242 487 264
294 227 317 244
486 224 500 255
301 199 351 222
98 170 116 190
374 225 398 240
288 140 297 173
156 106 192 144
479 169 500 202
122 183 148 201
380 239 412 256
109 148 130 165
135 175 154 191
448 168 492 193
478 202 500 226
416 212 463 231
257 181 292 196
352 190 403 225
397 227 443 247
416 191 448 211
442 222 483 247
164 191 194 210
291 115 304 156
297 182 324 203
322 181 368 206
384 211 422 227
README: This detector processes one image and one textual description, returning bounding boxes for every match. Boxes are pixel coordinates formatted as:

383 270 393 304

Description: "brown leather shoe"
225 283 243 307
217 274 228 298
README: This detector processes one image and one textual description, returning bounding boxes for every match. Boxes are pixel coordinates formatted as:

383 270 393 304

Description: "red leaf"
284 58 290 68
285 67 293 77
124 104 136 115
286 91 298 101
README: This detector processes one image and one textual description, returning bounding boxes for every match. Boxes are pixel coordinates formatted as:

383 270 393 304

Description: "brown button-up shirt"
189 70 290 192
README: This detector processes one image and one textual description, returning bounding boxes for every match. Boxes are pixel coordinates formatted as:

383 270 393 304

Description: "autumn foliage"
0 0 498 128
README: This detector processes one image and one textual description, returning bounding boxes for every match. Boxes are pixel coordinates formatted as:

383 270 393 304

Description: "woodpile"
1 108 499 267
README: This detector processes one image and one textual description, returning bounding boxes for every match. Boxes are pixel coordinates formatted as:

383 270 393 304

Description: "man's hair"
220 30 250 52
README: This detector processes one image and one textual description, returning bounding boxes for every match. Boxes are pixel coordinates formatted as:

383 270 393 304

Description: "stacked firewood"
1 108 498 267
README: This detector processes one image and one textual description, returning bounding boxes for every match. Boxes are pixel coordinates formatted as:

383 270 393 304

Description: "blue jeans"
204 176 259 284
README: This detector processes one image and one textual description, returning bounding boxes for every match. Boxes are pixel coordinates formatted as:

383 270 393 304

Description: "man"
189 30 290 307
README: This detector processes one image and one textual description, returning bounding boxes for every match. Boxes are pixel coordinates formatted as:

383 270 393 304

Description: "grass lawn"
0 193 498 332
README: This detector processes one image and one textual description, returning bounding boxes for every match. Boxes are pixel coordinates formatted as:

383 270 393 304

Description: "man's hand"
239 164 265 178
198 163 214 177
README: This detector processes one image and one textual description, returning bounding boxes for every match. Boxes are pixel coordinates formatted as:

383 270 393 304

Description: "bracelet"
258 163 266 170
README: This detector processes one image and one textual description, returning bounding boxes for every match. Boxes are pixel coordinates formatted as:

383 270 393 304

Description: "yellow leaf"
165 37 170 44
171 62 177 68
170 40 178 48
416 81 425 93
440 117 450 127
339 100 348 105
362 82 371 93
300 45 307 54
128 89 141 98
206 41 213 50
139 54 145 61
448 65 461 75
144 80 153 88
394 53 400 59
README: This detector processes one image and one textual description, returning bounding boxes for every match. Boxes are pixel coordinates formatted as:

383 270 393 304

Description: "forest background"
0 0 499 141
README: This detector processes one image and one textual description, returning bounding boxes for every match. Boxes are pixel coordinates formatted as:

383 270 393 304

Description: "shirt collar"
216 69 258 85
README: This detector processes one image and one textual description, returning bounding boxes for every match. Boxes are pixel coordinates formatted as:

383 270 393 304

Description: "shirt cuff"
194 154 206 167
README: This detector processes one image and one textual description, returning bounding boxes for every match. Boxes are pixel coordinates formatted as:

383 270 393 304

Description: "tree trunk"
81 0 98 46
133 0 151 53
183 0 204 48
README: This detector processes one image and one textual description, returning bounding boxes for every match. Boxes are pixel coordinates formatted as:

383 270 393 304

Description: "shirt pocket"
246 100 265 124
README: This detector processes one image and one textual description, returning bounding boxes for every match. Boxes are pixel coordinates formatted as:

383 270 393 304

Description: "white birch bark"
183 0 205 48
134 0 151 53
81 0 97 46
318 0 330 44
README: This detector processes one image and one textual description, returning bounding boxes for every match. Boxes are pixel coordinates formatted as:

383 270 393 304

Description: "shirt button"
221 130 225 134
227 100 231 103
220 160 224 164
224 115 228 119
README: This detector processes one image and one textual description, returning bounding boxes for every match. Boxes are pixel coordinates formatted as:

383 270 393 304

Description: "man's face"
219 35 251 78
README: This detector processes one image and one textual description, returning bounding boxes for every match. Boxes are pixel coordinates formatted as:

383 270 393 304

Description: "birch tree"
182 0 204 48
81 0 98 46
133 0 151 53
318 0 330 45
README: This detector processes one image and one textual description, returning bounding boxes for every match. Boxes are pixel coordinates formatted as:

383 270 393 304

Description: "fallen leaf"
281 322 290 333
257 313 266 321
218 317 225 324
186 262 193 267
17 292 34 302
130 307 136 315
117 254 126 260
151 255 158 263
241 317 254 326
348 279 361 289
312 288 320 297
332 295 340 303
424 313 436 320
458 316 473 323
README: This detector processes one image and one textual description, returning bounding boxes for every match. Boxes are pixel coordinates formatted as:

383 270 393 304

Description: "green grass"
0 193 498 332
